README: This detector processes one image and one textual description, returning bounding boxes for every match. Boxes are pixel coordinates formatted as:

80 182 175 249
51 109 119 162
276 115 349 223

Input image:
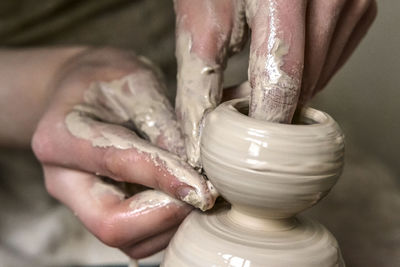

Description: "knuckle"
161 204 191 226
79 47 131 64
43 173 58 199
67 47 142 79
95 215 126 247
129 245 152 260
333 0 346 8
194 30 223 55
42 167 66 201
102 149 133 181
322 0 346 17
31 124 54 163
351 0 372 16
188 22 229 58
103 150 123 179
128 248 143 260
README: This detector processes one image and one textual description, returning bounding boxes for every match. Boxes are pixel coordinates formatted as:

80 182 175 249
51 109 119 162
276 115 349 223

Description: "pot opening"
234 101 317 125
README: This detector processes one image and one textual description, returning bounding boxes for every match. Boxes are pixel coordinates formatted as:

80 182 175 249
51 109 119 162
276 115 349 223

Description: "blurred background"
0 0 398 266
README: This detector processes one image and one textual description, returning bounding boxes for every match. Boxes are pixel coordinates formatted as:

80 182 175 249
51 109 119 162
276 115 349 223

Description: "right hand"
32 48 217 259
174 0 377 168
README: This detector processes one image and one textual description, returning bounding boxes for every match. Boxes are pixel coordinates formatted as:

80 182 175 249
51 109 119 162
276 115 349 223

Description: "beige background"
313 0 400 178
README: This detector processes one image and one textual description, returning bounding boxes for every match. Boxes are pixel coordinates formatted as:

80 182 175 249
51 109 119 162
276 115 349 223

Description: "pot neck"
227 206 298 232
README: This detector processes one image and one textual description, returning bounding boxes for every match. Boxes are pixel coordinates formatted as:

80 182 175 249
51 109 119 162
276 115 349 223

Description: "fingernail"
206 180 219 199
177 185 206 211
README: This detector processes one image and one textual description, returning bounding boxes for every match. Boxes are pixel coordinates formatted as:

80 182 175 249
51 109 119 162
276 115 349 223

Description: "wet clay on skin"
246 0 300 123
128 190 185 215
65 71 217 211
175 0 248 169
176 0 301 171
175 31 223 169
73 57 185 157
90 180 185 218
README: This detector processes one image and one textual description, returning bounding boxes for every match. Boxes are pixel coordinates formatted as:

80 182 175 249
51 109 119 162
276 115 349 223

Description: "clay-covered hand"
174 0 377 168
32 48 217 259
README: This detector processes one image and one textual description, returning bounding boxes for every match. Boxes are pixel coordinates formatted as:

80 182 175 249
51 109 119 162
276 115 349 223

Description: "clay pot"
202 98 344 222
162 98 345 267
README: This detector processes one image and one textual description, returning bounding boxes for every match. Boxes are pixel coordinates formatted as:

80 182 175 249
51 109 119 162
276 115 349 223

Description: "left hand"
32 48 217 259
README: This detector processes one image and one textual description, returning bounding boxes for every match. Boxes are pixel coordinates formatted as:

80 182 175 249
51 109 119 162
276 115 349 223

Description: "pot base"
162 208 344 267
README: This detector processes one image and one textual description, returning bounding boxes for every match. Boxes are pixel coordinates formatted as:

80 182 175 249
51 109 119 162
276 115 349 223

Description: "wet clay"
246 0 300 123
200 99 344 218
128 190 184 215
72 58 185 157
175 31 224 169
175 0 301 170
174 0 249 169
65 72 217 211
162 98 345 266
229 0 248 54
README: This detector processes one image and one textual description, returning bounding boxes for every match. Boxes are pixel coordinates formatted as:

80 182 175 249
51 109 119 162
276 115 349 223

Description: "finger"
299 0 346 104
33 110 218 210
314 0 373 93
43 165 191 248
122 226 178 259
74 56 186 158
174 0 247 168
246 0 307 123
316 0 377 92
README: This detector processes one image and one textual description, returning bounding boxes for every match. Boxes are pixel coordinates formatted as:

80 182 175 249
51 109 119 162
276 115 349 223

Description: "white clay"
73 65 185 157
65 73 218 210
246 0 300 123
229 0 248 53
162 98 345 267
175 1 250 169
129 190 184 215
175 31 223 168
65 111 216 211
249 37 299 122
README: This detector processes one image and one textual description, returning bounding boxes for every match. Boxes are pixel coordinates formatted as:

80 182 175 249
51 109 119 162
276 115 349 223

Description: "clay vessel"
162 98 345 266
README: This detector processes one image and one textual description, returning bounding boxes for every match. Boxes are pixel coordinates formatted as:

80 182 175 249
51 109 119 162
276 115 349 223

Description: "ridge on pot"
201 98 345 220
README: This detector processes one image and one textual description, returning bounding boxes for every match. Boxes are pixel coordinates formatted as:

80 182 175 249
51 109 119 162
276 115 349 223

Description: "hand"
32 48 217 259
174 0 377 168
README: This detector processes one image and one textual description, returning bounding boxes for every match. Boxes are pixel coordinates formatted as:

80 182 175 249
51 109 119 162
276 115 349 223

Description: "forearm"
0 47 86 147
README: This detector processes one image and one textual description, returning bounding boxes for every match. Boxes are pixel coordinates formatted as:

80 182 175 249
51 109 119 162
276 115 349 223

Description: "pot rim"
218 97 334 129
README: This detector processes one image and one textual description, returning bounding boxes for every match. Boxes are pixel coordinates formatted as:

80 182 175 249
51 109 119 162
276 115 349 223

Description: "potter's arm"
174 0 377 168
